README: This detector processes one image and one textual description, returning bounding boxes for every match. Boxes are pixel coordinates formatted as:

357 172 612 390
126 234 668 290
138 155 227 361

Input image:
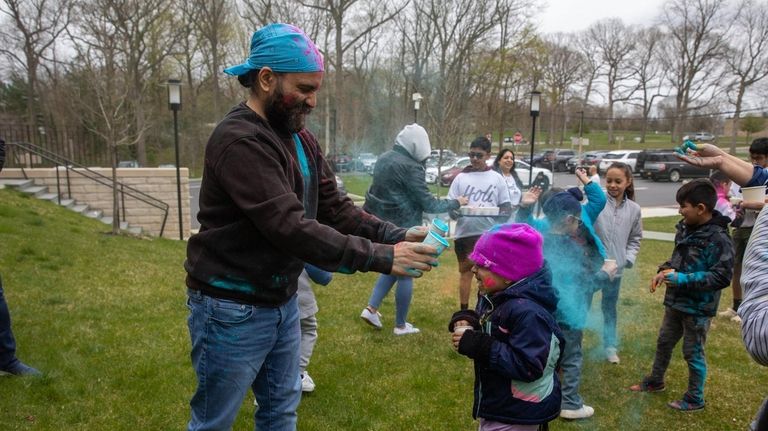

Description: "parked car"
682 132 715 142
353 152 378 172
430 149 457 159
598 150 641 173
533 149 577 172
641 152 711 182
335 174 348 196
118 160 140 168
439 157 552 189
439 157 472 187
330 153 352 172
425 156 458 184
565 151 608 173
636 149 674 176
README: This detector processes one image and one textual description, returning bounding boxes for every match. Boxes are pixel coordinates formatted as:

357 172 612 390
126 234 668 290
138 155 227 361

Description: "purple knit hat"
469 223 544 282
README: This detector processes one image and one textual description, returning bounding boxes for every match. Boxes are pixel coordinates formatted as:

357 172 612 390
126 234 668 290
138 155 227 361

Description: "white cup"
454 325 473 335
741 185 766 203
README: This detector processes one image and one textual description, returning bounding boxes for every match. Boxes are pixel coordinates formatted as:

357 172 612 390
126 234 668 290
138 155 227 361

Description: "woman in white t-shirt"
492 148 523 214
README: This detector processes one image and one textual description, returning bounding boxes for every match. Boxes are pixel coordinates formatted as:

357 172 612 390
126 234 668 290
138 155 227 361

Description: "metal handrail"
7 141 169 237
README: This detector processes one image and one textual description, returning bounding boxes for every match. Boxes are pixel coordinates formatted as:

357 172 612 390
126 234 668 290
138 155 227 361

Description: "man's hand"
404 226 428 242
575 167 589 185
457 196 469 206
520 186 542 207
390 241 438 277
675 142 725 169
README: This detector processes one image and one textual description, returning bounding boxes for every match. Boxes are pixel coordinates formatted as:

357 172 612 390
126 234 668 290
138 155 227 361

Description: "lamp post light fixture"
412 92 423 123
528 90 541 187
167 78 184 240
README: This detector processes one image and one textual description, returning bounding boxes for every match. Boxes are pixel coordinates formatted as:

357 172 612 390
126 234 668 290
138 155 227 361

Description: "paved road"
550 171 681 208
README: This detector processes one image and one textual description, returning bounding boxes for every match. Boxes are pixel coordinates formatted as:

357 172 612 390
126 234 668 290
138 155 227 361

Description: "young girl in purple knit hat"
449 223 565 431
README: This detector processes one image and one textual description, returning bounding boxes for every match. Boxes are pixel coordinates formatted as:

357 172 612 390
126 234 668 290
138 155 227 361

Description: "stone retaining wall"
0 167 190 240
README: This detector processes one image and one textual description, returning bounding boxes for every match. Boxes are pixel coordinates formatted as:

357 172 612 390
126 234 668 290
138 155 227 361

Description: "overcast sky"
536 0 667 33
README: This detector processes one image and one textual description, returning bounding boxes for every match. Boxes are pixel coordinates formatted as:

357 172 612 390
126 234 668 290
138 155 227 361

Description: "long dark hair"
606 162 635 201
493 148 523 189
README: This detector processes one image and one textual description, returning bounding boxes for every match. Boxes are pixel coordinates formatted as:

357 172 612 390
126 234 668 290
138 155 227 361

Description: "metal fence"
0 123 112 168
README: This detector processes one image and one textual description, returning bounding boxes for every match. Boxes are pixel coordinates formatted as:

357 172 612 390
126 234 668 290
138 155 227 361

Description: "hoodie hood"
394 124 431 162
489 264 558 313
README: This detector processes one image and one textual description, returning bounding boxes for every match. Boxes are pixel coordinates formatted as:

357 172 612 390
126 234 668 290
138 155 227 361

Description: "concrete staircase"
0 178 142 235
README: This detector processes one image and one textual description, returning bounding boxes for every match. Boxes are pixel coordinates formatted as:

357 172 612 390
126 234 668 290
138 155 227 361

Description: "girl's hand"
575 167 589 185
520 186 542 207
457 196 470 206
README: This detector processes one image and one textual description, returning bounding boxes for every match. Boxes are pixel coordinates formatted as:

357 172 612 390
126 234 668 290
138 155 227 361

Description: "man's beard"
265 85 312 134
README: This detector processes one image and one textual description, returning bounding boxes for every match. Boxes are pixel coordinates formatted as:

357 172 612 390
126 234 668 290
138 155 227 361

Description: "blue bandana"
224 23 324 76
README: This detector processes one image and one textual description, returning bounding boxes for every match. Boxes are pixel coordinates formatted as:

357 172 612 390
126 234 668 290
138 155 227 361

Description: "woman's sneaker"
718 308 737 319
605 347 620 364
360 308 382 329
560 404 595 419
393 322 420 335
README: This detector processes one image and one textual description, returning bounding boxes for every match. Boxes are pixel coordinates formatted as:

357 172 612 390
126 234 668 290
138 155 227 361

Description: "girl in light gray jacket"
593 162 643 364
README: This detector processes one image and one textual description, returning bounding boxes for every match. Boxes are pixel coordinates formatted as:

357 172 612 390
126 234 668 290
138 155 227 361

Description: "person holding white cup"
448 223 564 430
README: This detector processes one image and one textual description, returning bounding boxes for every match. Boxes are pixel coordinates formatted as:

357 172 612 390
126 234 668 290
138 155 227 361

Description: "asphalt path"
188 172 681 232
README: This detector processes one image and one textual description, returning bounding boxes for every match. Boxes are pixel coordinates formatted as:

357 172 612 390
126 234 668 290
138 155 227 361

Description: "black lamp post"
528 90 541 187
412 92 422 123
168 79 183 240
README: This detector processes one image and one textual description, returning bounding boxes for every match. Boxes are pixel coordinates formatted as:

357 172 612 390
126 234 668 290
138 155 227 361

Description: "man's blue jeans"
186 290 301 431
0 273 20 369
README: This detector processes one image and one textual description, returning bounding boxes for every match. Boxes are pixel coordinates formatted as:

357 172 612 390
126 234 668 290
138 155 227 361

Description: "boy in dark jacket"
630 179 734 411
449 223 564 430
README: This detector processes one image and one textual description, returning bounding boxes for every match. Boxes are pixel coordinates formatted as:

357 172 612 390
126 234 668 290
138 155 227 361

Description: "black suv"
640 151 710 182
534 149 577 172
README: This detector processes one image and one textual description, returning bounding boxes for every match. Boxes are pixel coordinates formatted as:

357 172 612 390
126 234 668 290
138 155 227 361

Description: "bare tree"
629 26 667 142
541 34 583 146
659 0 730 142
573 29 603 114
65 0 148 234
587 18 637 144
726 0 768 153
0 0 73 133
298 0 406 156
193 0 234 117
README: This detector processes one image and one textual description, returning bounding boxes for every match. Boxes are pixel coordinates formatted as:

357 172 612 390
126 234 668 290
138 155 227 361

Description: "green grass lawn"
0 188 765 430
642 216 681 234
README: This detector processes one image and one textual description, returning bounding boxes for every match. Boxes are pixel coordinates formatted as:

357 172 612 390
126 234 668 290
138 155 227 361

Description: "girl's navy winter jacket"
449 265 565 425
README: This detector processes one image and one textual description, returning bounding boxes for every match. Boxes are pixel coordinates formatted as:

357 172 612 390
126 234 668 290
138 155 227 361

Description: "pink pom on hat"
469 223 544 282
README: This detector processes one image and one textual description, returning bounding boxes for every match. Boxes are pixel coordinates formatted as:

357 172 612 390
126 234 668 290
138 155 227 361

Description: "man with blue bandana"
184 23 438 431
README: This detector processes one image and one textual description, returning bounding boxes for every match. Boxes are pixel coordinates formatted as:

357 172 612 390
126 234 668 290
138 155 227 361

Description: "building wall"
0 167 190 240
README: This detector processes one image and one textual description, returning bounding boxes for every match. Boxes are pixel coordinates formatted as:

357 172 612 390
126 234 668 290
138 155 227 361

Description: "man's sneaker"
393 322 420 335
301 373 316 392
668 399 705 412
560 404 595 420
718 308 737 319
731 315 743 324
360 308 382 329
629 379 666 392
605 347 620 364
0 361 41 377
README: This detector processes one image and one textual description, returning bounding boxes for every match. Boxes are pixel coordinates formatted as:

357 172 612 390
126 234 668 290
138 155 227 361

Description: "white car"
513 160 554 188
598 150 641 173
425 157 459 184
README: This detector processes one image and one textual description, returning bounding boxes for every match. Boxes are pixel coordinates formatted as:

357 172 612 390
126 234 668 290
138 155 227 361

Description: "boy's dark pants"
648 307 711 404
